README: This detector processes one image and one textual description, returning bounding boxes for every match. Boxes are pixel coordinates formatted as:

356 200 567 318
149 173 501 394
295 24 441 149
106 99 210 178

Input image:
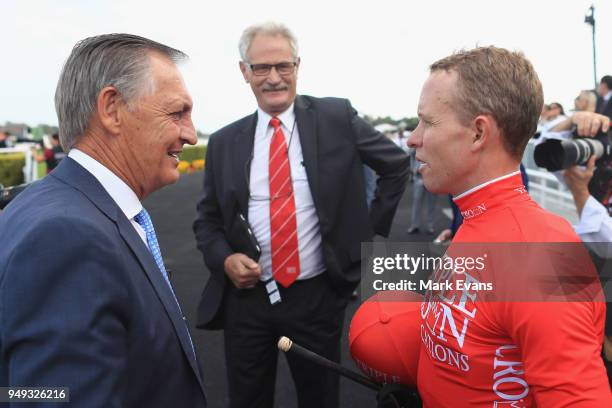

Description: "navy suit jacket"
193 95 410 329
0 158 206 407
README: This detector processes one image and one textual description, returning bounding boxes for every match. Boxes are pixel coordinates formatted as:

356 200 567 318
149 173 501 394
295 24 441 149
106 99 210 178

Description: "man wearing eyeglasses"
193 21 409 408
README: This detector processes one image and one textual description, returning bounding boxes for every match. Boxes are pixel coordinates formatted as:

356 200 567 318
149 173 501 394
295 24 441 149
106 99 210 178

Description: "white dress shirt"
248 104 325 281
68 149 148 246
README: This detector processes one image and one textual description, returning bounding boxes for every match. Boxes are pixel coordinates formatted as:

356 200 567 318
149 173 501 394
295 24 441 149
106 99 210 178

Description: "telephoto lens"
534 130 610 171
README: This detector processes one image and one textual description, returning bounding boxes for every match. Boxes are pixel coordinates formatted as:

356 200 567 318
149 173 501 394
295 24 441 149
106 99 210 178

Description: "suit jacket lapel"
52 158 205 389
295 95 319 205
233 112 257 216
115 216 204 388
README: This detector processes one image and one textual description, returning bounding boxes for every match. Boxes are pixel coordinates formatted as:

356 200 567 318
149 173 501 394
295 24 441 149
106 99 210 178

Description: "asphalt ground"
144 171 450 408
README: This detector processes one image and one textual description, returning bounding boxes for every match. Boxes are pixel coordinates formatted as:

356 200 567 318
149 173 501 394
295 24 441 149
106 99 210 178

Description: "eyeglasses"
247 61 297 76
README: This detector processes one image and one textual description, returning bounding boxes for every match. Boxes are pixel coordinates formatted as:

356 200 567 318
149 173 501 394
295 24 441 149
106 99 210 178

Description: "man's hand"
572 112 610 136
552 111 610 136
224 253 261 289
434 228 452 244
562 156 595 216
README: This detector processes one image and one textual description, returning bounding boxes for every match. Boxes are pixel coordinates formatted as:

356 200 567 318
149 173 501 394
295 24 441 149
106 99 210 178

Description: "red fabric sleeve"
502 301 611 407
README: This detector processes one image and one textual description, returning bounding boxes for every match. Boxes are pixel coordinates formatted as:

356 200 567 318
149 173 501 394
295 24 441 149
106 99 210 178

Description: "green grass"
179 145 206 163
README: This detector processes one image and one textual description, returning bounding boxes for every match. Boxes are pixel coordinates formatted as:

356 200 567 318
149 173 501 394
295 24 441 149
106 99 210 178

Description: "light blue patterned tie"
134 208 172 288
134 208 196 357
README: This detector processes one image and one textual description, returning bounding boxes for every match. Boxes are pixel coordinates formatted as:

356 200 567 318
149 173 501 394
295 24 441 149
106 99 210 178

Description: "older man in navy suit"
0 34 206 407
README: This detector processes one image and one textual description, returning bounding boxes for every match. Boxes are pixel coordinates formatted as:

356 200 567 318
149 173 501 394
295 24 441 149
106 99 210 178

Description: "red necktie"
269 117 300 287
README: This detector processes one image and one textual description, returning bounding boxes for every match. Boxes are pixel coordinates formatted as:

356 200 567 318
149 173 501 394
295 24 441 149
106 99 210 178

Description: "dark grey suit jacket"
193 95 410 329
0 158 207 407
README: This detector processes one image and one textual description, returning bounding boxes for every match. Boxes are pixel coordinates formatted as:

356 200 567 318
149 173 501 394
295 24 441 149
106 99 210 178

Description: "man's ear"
471 115 492 151
295 57 301 78
239 61 249 83
96 86 122 135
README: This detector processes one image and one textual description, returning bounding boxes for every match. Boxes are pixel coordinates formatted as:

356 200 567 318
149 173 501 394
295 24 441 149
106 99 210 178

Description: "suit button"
182 316 187 321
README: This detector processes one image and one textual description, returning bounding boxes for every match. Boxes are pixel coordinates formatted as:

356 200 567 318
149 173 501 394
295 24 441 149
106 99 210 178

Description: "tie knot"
270 117 282 130
134 208 151 230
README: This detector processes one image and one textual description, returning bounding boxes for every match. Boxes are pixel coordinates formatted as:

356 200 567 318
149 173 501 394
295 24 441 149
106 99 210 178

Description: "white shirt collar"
603 91 612 103
454 170 521 200
68 148 142 220
256 103 296 133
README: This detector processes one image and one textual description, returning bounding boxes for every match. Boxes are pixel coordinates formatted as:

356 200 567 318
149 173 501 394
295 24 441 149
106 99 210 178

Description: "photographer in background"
564 155 611 242
541 108 612 203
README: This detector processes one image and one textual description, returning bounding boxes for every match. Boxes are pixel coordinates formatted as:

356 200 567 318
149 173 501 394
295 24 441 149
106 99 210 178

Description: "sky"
2 0 612 134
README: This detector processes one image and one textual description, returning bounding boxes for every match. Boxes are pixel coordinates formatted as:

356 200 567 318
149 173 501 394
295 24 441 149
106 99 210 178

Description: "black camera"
534 129 611 203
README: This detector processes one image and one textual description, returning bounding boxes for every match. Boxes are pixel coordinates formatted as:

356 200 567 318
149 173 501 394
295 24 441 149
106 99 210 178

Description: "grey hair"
55 33 187 151
238 22 299 62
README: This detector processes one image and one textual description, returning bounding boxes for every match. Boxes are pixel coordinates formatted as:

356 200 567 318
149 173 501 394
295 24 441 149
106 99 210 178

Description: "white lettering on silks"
420 256 530 405
420 267 480 373
435 303 468 348
420 324 470 372
461 203 487 219
492 345 529 401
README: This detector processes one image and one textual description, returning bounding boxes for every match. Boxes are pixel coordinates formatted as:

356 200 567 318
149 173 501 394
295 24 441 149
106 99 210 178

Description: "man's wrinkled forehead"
148 52 191 97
